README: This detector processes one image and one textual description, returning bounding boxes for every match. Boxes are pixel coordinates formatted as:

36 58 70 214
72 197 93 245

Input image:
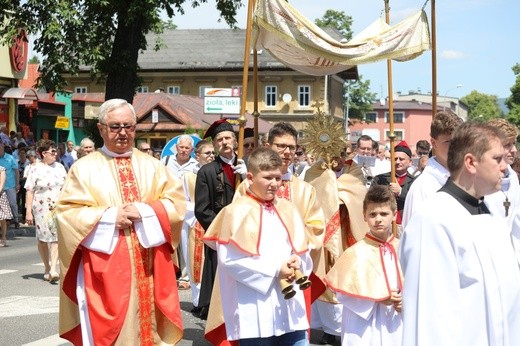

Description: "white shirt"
161 155 198 178
401 157 449 228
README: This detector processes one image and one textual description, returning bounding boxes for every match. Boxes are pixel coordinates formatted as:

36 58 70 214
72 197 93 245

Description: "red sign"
10 29 28 73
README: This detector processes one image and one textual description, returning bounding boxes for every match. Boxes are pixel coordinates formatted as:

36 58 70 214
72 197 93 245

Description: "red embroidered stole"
192 221 205 283
114 157 154 344
276 180 291 201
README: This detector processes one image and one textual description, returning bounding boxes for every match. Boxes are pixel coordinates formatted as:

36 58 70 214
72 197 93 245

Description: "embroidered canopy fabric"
253 0 431 76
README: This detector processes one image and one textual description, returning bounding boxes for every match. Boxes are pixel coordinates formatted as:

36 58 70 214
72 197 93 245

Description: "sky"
167 0 520 100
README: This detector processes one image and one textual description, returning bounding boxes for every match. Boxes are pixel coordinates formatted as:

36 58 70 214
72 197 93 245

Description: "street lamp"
443 84 462 111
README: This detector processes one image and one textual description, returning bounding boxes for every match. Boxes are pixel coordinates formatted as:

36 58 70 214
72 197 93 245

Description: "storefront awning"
0 87 39 100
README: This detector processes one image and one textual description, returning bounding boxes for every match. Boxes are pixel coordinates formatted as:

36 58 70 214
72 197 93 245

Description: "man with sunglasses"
242 127 256 158
138 142 153 156
56 98 186 345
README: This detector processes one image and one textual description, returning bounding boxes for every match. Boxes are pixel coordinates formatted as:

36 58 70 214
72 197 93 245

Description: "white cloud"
441 50 466 60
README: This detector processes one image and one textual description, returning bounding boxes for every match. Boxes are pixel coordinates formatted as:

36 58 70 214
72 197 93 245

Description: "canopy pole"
384 0 397 237
236 0 255 187
253 40 259 150
431 0 437 118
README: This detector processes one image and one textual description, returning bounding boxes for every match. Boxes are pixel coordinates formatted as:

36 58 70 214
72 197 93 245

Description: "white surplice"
401 157 449 228
485 165 520 265
400 191 520 346
336 247 402 346
216 204 312 341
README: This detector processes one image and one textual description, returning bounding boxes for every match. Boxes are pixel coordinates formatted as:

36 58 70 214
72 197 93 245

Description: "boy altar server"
204 147 313 345
325 185 403 345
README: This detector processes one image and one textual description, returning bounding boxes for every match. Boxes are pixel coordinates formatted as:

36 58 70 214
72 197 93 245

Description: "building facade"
349 100 457 148
0 28 29 132
63 28 357 135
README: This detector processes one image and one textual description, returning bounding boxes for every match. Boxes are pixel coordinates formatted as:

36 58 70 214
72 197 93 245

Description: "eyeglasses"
140 148 151 152
295 151 304 156
417 151 429 156
244 143 255 148
44 149 57 154
100 123 136 133
272 142 297 152
201 151 216 156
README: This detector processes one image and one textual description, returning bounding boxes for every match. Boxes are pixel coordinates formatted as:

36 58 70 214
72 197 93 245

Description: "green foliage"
314 10 353 40
460 90 502 121
506 105 520 129
506 63 520 111
84 119 104 148
28 56 40 64
345 76 377 121
0 0 243 102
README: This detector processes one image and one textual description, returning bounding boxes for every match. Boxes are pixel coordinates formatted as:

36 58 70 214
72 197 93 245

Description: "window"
231 85 242 97
167 86 180 94
136 86 149 93
199 86 212 97
385 130 404 141
75 86 87 93
297 85 311 107
385 111 404 123
265 85 277 107
364 112 377 123
150 138 167 151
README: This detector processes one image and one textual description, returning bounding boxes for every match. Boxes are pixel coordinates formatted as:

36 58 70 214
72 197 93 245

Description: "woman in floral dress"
25 140 67 282
0 166 13 247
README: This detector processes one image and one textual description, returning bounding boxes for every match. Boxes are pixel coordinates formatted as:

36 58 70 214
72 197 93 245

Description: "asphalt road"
0 227 336 345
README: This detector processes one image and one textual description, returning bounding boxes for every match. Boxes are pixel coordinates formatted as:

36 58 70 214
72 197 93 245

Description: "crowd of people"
4 99 520 345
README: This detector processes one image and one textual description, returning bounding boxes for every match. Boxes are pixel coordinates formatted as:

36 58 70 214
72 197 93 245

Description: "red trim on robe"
148 201 184 337
205 323 238 346
61 325 83 346
82 230 132 345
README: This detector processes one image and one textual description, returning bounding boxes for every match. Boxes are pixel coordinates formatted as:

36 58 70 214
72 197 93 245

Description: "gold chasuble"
56 150 186 346
324 234 403 300
304 162 369 303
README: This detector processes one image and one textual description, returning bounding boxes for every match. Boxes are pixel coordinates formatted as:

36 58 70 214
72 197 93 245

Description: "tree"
314 10 353 40
345 77 377 121
0 0 243 103
28 56 40 64
460 90 502 121
505 63 520 127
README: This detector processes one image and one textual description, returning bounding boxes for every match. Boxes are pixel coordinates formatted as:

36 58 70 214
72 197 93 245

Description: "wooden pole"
235 0 255 187
431 0 437 119
385 0 397 237
253 44 259 149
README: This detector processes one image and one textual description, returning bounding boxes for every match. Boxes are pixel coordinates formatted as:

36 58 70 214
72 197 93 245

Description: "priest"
56 99 186 345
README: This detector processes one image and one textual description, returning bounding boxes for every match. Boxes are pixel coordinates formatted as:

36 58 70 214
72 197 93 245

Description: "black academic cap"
244 127 254 139
203 119 234 139
395 140 412 158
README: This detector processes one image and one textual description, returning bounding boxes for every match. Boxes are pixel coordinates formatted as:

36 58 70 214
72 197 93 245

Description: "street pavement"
0 226 337 345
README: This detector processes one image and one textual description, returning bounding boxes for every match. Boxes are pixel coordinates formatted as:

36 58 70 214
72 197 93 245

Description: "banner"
253 0 431 76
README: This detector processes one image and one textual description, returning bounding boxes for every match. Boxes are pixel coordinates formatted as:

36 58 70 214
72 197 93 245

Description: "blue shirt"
0 153 18 190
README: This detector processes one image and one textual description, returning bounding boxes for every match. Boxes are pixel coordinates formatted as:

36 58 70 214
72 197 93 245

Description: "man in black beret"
372 140 415 228
194 118 246 319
